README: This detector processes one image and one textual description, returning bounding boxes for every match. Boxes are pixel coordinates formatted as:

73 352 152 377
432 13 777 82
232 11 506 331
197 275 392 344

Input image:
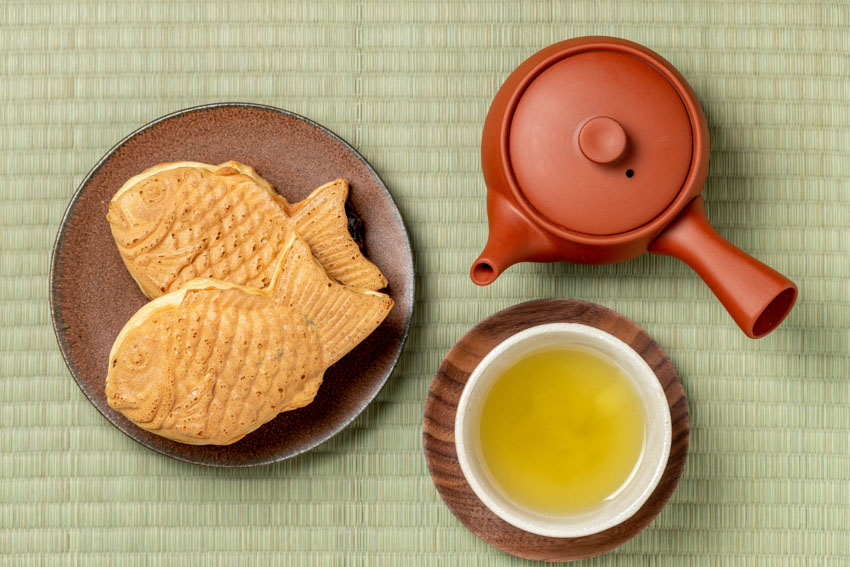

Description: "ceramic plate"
50 103 414 467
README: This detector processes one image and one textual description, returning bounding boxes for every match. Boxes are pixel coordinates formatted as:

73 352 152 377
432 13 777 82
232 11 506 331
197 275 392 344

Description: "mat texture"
1 1 848 565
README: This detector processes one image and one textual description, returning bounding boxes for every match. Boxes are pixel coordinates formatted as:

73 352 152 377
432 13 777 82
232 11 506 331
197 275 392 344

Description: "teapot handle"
649 197 797 338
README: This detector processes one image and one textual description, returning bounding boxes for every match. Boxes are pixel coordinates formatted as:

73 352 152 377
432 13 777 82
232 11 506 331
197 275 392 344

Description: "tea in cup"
455 323 671 538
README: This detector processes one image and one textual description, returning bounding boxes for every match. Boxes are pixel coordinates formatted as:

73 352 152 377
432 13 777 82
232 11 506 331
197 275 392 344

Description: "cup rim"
454 322 672 538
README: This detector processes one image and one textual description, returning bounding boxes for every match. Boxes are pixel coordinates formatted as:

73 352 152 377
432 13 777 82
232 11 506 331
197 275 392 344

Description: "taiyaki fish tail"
290 179 388 291
271 232 394 368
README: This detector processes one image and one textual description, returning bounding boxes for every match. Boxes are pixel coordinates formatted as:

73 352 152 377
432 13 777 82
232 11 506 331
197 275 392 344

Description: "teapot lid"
508 48 693 236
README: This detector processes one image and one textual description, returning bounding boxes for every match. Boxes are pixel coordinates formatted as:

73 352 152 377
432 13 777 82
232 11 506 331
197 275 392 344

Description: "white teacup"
455 322 672 538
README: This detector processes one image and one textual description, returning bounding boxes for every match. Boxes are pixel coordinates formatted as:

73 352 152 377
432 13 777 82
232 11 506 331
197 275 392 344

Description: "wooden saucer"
423 299 689 561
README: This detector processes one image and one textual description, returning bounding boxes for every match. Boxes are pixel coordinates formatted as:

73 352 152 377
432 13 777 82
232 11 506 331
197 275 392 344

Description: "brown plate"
423 299 689 561
50 103 414 467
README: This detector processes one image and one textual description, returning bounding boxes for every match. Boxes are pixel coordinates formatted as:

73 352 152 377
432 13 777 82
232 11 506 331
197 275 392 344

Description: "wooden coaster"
423 299 689 562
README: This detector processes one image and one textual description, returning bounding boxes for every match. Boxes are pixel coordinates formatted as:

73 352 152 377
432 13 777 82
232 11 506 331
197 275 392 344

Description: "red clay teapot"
471 36 797 338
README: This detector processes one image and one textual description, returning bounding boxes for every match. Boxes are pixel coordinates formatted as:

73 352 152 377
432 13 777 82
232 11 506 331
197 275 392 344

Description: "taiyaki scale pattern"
106 231 394 445
106 161 387 299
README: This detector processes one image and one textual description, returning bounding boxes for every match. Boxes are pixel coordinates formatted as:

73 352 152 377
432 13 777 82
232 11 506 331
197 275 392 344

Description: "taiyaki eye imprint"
105 166 189 256
106 161 387 299
106 231 394 445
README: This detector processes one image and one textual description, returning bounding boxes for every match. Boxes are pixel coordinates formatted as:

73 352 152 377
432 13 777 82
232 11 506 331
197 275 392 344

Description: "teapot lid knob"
578 116 627 164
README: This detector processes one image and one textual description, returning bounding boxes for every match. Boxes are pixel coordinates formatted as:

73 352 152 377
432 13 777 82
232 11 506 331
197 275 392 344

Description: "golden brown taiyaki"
106 161 388 299
106 231 394 445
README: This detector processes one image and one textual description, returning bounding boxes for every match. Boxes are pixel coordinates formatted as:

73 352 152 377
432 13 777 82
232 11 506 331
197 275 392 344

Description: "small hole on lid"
625 169 634 178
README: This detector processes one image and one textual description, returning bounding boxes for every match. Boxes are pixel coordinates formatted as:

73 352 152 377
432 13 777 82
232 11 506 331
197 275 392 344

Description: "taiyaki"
106 161 388 299
106 231 394 445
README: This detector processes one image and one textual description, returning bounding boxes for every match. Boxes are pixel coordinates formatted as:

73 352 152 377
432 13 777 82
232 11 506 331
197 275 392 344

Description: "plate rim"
49 102 415 467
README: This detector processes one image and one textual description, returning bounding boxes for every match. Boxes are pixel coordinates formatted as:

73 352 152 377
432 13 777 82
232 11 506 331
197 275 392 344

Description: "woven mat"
2 1 848 565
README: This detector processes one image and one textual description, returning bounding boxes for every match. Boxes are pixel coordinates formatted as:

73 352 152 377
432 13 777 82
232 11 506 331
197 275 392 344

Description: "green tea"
478 347 646 515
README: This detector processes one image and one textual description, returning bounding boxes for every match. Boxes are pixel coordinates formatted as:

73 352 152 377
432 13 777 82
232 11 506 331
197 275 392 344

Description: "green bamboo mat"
2 1 849 565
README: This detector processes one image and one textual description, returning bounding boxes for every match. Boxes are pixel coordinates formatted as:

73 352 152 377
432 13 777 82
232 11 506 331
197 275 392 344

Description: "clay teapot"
471 36 797 338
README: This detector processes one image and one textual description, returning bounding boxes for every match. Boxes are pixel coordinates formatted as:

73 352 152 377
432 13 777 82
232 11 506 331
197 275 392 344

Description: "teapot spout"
471 241 519 285
471 200 562 285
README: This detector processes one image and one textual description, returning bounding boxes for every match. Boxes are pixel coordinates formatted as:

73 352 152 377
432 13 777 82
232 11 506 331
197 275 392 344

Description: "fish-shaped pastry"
106 161 388 299
105 231 394 445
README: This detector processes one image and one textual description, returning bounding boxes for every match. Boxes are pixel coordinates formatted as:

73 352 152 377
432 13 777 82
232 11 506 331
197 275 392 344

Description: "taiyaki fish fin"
127 160 297 224
126 241 210 299
113 161 211 201
213 160 293 211
112 161 282 204
269 231 393 368
289 179 388 291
